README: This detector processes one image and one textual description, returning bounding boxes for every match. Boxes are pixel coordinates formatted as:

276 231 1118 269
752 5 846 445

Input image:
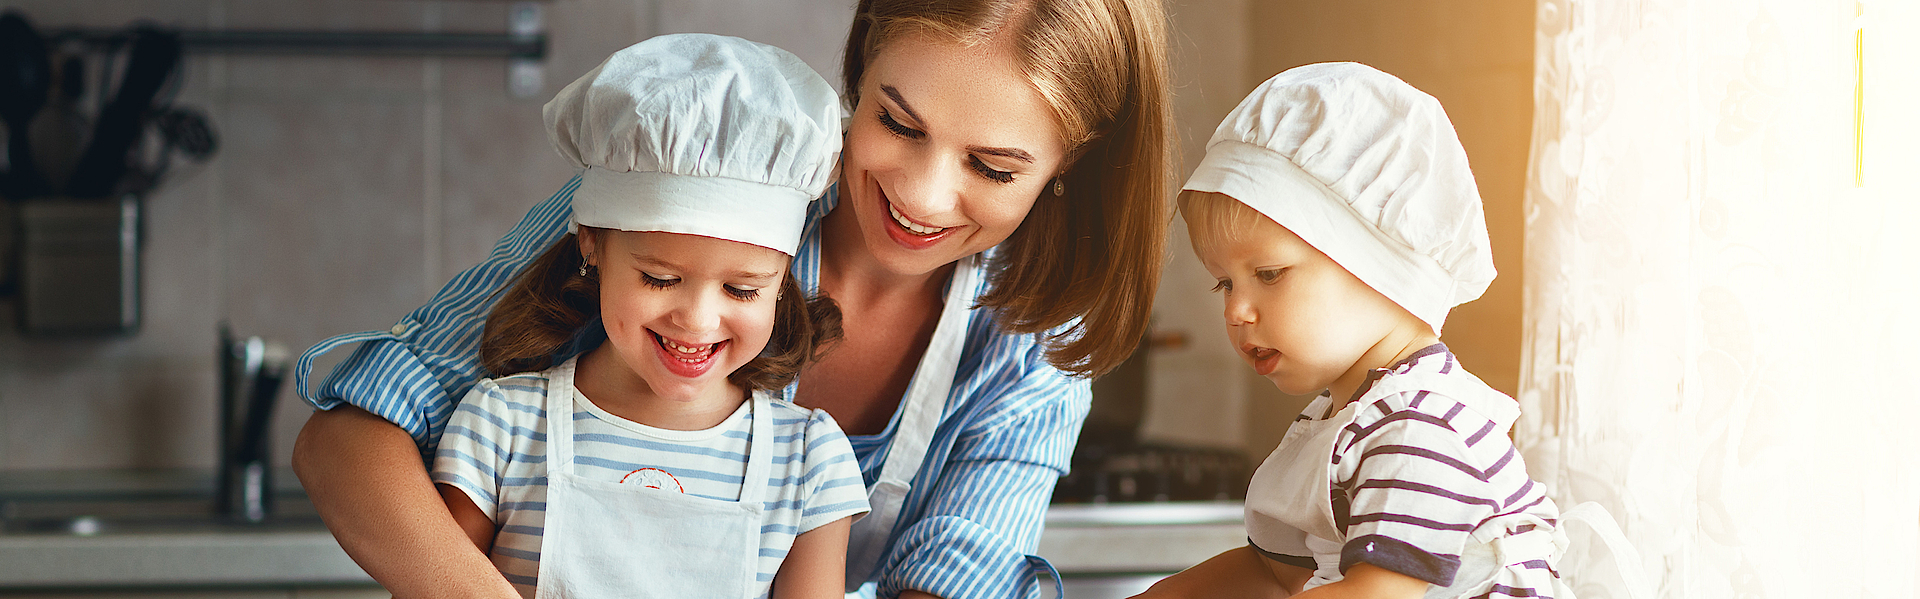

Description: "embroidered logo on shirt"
620 468 685 493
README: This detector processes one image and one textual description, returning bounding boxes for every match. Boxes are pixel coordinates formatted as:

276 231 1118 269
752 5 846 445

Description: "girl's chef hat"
1183 62 1494 335
544 33 841 256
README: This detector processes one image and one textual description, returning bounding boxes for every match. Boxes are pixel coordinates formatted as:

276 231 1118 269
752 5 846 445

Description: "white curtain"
1519 0 1920 597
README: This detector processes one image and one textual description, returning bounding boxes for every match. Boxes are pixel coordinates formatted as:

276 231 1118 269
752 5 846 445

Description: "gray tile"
0 0 213 28
218 96 428 346
438 95 572 283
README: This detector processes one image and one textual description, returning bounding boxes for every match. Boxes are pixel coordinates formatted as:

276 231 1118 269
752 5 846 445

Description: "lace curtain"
1518 0 1920 596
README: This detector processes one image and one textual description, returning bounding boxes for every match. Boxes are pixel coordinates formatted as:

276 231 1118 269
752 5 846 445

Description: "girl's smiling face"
837 32 1069 276
580 230 787 404
1189 192 1425 397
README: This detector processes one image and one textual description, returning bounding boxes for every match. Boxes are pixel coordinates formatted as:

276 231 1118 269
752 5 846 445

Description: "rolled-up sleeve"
293 175 579 456
876 350 1090 599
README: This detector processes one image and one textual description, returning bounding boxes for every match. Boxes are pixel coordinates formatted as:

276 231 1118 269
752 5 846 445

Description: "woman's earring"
1052 178 1065 197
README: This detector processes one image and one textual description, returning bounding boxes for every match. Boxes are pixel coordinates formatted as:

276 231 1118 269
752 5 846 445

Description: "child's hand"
1126 546 1299 599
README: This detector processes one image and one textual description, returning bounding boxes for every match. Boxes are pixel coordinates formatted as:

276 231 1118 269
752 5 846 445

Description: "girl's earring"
578 256 591 278
1052 178 1065 197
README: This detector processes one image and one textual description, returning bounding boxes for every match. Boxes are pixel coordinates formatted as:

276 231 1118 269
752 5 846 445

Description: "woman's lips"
877 185 959 250
652 331 723 378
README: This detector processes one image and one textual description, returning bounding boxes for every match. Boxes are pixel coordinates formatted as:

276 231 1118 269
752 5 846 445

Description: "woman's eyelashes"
878 109 1019 184
877 109 923 140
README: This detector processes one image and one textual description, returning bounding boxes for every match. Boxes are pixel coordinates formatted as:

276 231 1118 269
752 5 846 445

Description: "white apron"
842 255 981 593
534 357 774 599
1244 370 1654 599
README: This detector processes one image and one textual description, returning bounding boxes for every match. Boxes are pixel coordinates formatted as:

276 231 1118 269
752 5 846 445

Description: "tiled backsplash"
0 0 1309 471
0 0 867 470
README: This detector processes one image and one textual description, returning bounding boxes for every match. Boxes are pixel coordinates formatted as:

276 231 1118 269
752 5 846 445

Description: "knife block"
16 195 142 335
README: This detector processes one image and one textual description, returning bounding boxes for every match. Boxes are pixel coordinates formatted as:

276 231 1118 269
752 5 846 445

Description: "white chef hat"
544 33 841 256
1183 62 1494 335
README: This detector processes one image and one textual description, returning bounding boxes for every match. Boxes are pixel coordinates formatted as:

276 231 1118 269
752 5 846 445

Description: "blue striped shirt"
296 175 1090 599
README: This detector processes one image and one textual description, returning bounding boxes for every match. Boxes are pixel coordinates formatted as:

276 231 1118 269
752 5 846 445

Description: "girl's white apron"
1244 370 1654 599
533 357 775 599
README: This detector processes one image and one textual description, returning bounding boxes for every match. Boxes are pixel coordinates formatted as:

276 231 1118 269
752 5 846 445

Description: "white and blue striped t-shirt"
430 363 870 599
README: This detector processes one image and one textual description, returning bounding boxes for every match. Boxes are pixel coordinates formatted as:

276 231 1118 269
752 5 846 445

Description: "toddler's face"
582 230 787 403
1189 193 1418 396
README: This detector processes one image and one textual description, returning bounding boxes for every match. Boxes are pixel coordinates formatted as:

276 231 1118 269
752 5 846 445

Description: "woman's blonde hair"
842 0 1175 378
480 230 843 391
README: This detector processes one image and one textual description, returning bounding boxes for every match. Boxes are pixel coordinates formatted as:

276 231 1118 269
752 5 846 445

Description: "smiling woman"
290 2 1175 598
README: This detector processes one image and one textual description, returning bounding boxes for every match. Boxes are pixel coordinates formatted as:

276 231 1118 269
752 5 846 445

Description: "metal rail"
46 28 545 59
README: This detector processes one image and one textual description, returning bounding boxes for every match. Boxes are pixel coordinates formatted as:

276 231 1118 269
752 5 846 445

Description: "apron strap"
739 391 775 503
545 357 579 470
1559 502 1656 599
872 254 980 489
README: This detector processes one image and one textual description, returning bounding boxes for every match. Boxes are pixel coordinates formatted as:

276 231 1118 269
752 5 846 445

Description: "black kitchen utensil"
66 25 180 199
0 11 52 200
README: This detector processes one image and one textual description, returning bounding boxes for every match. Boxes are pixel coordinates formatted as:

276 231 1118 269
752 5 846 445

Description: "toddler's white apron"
842 255 980 593
533 357 773 599
1244 370 1654 599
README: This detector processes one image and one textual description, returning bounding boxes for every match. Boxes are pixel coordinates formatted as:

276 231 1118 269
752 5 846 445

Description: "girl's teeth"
888 203 948 236
660 337 714 357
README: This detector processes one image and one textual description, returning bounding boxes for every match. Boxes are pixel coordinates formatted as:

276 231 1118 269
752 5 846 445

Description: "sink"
0 467 326 537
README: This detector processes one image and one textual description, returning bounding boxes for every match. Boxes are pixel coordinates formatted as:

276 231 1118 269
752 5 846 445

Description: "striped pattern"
430 369 867 599
295 177 1091 599
1297 345 1561 597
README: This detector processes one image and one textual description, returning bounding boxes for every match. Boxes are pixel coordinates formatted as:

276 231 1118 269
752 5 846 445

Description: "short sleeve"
798 408 869 532
1334 393 1510 586
430 378 539 520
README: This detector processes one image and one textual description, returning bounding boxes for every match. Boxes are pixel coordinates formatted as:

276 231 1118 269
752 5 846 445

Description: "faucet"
217 325 289 523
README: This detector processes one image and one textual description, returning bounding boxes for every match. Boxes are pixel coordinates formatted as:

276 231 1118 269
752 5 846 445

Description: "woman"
291 1 1173 597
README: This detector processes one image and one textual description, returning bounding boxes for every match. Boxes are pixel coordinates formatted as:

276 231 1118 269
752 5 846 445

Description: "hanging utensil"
0 11 52 200
66 25 179 199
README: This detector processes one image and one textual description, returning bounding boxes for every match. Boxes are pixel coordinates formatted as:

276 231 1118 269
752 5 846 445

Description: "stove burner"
1052 443 1253 504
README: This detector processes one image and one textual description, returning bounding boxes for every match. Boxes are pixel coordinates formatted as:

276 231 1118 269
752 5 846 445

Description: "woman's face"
580 230 787 403
839 32 1070 276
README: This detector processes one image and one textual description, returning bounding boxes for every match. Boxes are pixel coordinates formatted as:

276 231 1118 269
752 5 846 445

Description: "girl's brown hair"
480 230 843 391
842 0 1175 378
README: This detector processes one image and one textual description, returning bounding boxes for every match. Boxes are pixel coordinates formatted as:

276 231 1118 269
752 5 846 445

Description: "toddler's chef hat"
544 33 841 256
1183 62 1493 335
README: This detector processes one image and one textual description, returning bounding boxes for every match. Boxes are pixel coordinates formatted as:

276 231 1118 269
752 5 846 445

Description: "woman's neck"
574 345 744 431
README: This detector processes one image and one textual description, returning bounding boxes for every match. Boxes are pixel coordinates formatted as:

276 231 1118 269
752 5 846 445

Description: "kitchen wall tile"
217 0 432 31
219 95 428 466
1 357 217 469
0 0 214 29
438 93 574 284
654 0 855 93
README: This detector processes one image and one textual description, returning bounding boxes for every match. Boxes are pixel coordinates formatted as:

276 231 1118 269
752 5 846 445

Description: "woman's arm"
1130 546 1306 599
772 516 852 599
871 356 1088 599
293 406 519 599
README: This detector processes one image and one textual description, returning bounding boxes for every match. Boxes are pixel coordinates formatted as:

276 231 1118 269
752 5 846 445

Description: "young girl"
428 35 868 599
1137 63 1648 599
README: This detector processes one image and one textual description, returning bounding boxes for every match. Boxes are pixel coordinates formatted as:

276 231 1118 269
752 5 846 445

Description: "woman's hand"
292 405 520 599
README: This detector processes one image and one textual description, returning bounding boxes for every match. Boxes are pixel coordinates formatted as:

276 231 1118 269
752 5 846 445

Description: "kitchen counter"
0 470 1244 591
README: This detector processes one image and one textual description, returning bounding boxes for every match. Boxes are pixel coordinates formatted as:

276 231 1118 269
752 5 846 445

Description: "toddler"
1143 63 1576 598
